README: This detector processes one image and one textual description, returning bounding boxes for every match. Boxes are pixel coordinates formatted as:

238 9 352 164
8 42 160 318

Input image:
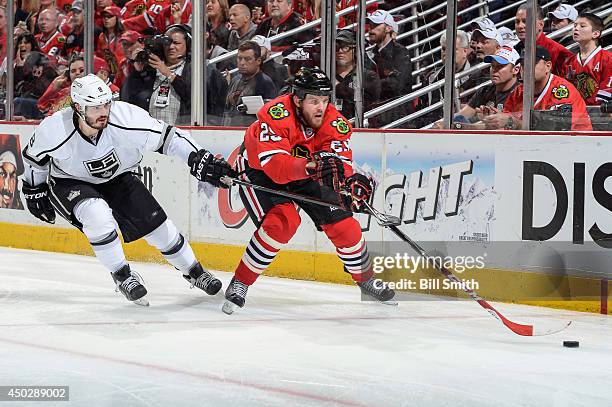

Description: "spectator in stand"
14 51 57 119
366 10 412 127
252 34 288 92
206 25 234 72
502 46 592 131
498 27 520 48
26 0 55 34
113 30 144 89
207 0 230 49
565 13 612 106
548 4 578 47
337 0 377 28
418 30 482 127
227 3 257 51
14 31 41 66
94 0 114 27
223 40 277 126
121 24 192 125
334 29 380 121
254 0 314 53
294 0 318 22
154 0 191 34
0 6 7 63
96 5 125 78
433 47 521 129
514 4 573 76
62 0 86 58
35 8 65 59
470 17 502 62
37 54 85 115
93 56 120 99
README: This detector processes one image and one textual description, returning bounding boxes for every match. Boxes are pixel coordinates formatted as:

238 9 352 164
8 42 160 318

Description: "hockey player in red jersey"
217 67 395 314
565 13 612 106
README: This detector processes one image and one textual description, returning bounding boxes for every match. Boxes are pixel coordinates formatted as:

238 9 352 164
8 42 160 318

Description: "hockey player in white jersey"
21 74 236 305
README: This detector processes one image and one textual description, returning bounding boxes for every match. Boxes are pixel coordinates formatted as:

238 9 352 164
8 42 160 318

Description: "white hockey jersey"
22 101 200 186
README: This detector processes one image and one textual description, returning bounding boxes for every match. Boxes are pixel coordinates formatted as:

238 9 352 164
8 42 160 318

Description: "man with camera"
121 24 192 125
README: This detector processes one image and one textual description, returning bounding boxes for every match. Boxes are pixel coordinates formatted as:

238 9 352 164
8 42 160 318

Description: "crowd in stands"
0 0 609 130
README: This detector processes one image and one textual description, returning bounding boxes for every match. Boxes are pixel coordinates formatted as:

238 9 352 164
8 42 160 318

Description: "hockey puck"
563 341 579 348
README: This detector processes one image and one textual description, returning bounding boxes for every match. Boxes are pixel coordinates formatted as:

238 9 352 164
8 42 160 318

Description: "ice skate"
111 265 149 306
222 277 249 315
356 277 397 306
183 263 222 295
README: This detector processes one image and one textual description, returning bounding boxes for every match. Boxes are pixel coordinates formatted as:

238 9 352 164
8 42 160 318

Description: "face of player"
237 49 261 76
366 22 388 45
267 0 290 21
551 17 570 31
164 31 187 65
0 162 17 209
573 17 598 43
490 61 516 86
515 9 544 41
102 13 117 29
295 94 329 129
83 102 112 130
38 10 58 34
69 60 86 82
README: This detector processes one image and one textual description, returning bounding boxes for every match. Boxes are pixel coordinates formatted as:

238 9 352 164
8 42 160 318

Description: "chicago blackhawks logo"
268 103 290 120
552 84 570 100
575 73 597 100
331 117 350 135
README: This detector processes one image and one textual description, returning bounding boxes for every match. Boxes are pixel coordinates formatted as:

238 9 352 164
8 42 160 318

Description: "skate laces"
190 270 215 290
358 278 383 295
116 271 145 293
231 279 249 298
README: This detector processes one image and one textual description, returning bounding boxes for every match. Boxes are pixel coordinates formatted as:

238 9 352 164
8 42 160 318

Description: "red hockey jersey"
154 1 192 34
503 74 593 131
242 94 354 185
565 46 612 105
122 0 171 33
35 31 66 58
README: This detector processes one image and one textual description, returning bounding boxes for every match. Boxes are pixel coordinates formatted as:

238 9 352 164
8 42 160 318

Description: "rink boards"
1 123 611 314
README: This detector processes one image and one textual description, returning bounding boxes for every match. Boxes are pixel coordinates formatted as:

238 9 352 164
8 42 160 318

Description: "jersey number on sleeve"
259 122 282 142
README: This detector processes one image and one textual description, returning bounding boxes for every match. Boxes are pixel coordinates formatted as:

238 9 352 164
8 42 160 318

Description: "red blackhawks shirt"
35 31 66 58
565 46 612 105
241 94 354 185
122 0 171 33
503 74 593 131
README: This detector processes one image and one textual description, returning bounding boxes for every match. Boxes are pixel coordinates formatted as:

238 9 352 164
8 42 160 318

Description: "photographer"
121 24 192 126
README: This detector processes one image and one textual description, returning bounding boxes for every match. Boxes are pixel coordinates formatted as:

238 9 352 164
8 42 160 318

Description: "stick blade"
502 317 572 337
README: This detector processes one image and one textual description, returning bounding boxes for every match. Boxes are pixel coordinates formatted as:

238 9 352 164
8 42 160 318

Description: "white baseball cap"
498 27 520 47
252 35 271 52
484 46 520 65
549 4 578 21
367 10 399 33
471 17 503 44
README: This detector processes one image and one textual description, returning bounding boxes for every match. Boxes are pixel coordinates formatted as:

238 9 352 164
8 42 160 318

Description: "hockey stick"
225 177 402 227
361 201 572 337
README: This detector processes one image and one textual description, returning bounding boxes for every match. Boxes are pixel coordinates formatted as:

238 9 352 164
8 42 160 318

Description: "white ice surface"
0 247 610 407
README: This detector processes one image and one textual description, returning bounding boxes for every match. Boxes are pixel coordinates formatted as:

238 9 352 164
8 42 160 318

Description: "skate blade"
222 300 238 315
133 296 150 307
363 294 398 306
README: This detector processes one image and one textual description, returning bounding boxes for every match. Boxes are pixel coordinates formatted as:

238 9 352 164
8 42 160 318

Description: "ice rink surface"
0 247 610 407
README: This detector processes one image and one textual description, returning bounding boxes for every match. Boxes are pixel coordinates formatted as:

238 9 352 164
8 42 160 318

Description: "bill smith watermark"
370 253 487 292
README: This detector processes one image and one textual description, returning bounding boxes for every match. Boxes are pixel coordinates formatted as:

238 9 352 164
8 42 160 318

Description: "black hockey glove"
188 149 237 188
22 182 56 224
343 173 373 213
307 151 345 190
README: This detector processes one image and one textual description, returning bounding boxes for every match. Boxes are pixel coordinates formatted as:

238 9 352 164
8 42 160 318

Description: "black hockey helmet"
290 67 333 100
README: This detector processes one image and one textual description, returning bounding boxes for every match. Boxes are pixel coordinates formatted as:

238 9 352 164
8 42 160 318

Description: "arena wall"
1 123 611 314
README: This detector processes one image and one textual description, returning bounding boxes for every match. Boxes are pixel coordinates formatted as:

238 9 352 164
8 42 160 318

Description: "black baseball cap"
519 45 552 63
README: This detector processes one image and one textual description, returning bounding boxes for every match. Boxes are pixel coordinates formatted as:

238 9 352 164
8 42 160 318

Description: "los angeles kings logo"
84 150 121 179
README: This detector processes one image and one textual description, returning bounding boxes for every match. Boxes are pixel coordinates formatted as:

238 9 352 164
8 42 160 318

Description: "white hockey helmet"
71 74 113 116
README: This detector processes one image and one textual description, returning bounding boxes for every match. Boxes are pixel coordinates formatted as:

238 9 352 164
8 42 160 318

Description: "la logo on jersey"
84 150 121 179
